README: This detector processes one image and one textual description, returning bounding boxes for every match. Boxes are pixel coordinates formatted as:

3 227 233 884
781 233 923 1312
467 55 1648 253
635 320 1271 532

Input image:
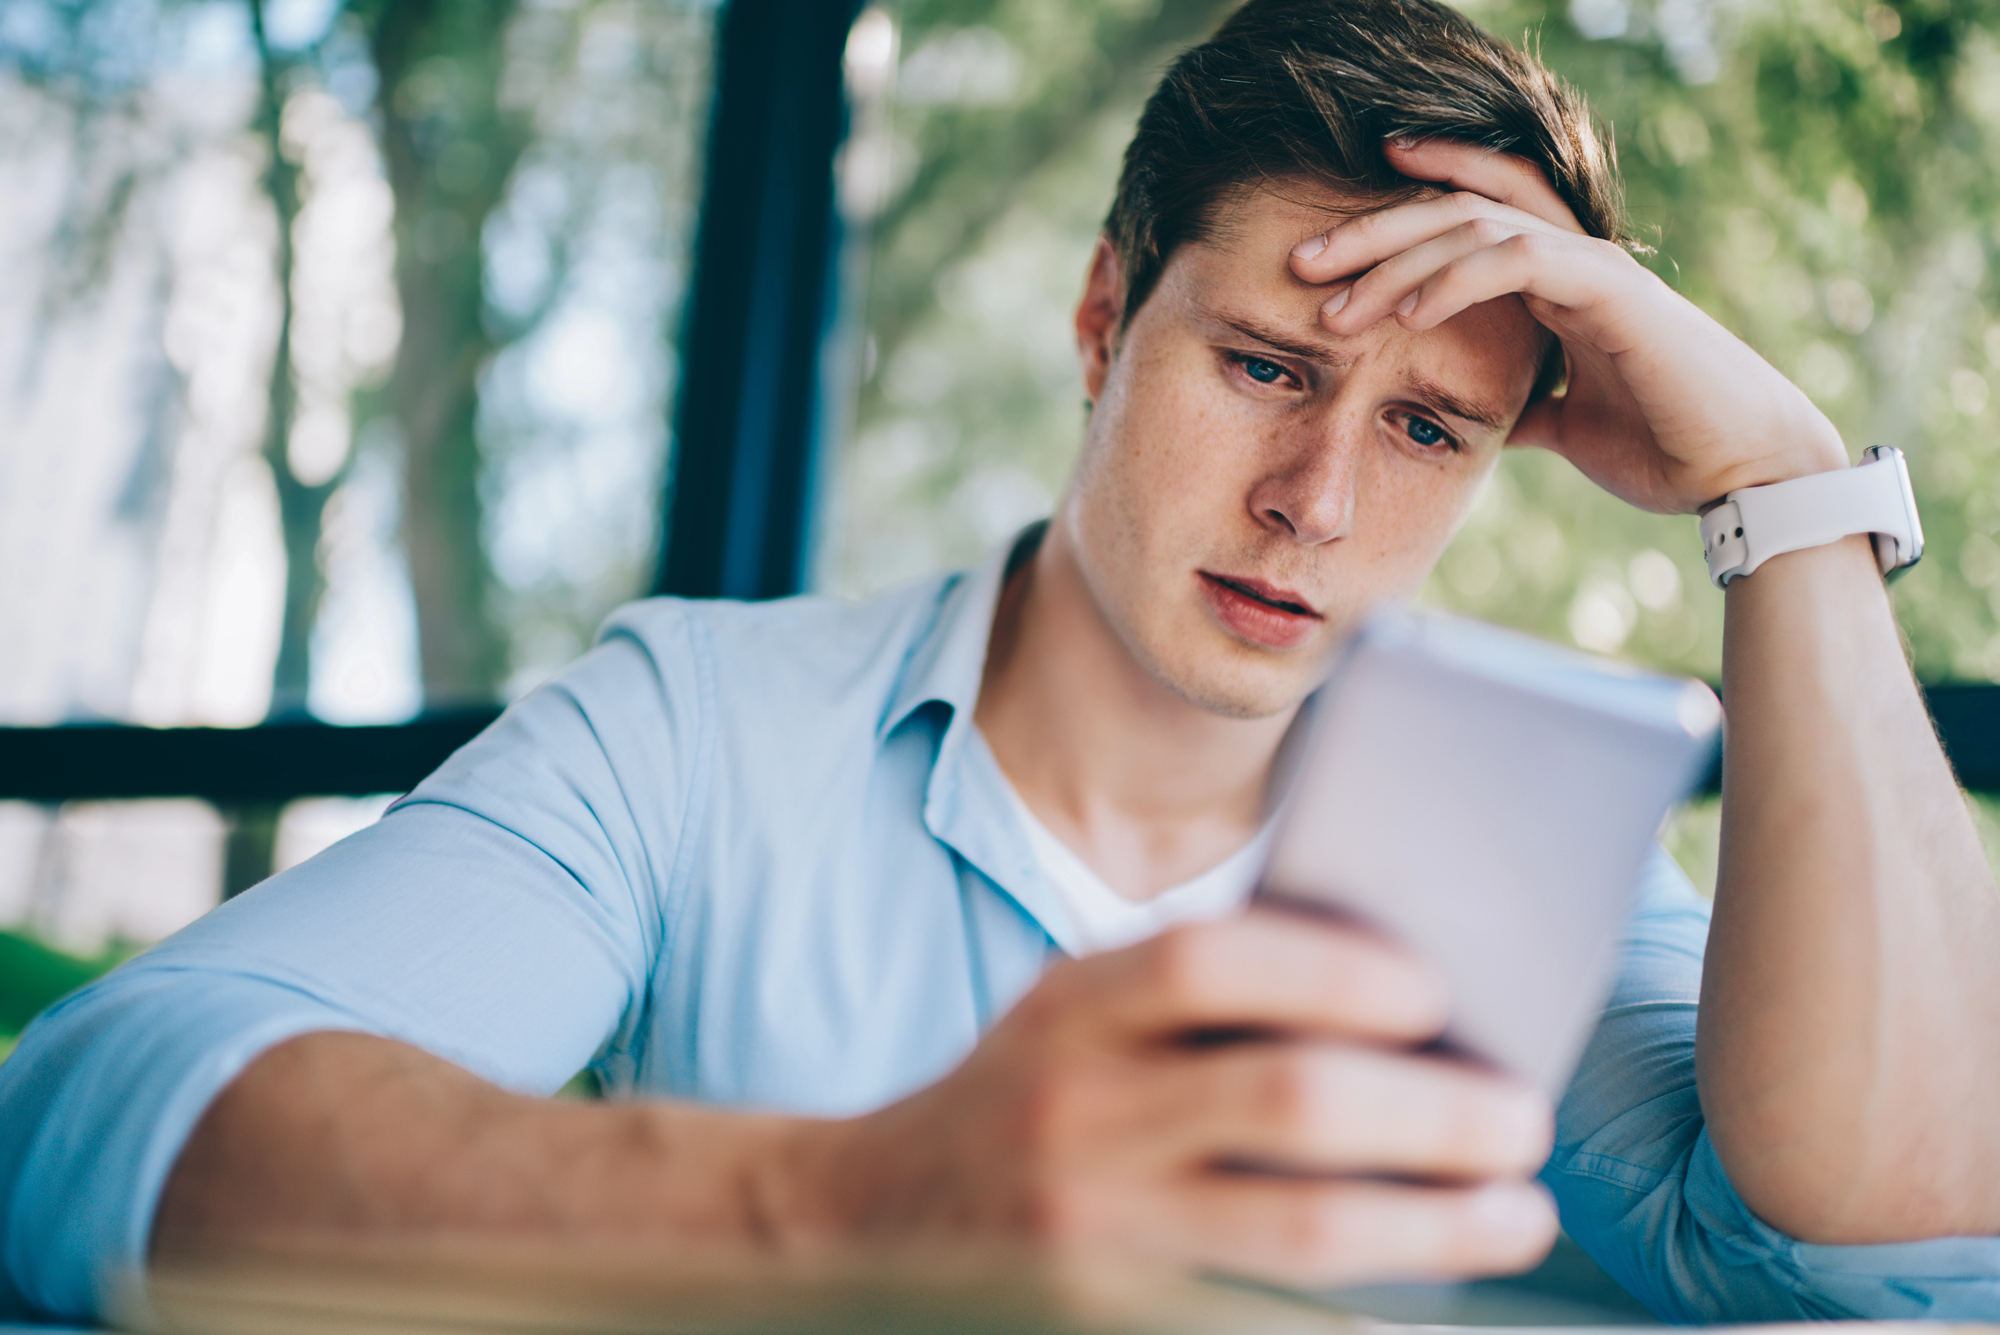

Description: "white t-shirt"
1000 778 1273 956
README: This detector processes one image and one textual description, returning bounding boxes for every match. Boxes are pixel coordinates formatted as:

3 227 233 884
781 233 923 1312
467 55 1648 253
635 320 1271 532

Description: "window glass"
0 0 720 1024
0 0 718 729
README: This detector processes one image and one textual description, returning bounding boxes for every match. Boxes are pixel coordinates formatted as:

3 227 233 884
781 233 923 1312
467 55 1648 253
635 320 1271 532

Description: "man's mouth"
1197 572 1324 650
1205 573 1320 617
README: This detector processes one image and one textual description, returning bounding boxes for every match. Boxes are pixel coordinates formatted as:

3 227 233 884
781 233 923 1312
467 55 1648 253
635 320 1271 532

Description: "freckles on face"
1065 187 1545 717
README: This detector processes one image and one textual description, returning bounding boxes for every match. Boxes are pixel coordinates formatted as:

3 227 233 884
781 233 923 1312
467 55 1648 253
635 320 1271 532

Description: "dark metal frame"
6 687 1999 804
0 711 503 804
3 1 2000 807
657 0 867 600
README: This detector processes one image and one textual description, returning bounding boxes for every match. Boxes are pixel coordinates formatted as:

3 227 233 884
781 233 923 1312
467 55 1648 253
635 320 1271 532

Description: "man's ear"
1075 236 1124 403
1506 334 1568 449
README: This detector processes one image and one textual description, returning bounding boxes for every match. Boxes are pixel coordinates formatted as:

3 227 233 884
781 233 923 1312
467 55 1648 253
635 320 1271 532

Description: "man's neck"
973 519 1297 902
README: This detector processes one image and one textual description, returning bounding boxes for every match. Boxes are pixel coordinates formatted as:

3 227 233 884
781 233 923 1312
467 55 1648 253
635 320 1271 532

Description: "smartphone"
1257 606 1721 1099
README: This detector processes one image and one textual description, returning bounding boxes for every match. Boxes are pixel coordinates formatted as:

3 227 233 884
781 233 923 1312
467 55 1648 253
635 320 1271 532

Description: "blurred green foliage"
826 0 1221 596
0 931 127 1050
826 0 2000 691
1448 0 2000 680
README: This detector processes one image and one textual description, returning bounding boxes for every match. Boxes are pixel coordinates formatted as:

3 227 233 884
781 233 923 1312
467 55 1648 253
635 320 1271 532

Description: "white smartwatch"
1699 445 1924 588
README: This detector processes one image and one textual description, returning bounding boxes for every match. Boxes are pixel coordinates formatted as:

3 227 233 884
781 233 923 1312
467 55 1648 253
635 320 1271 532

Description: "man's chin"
1143 644 1326 721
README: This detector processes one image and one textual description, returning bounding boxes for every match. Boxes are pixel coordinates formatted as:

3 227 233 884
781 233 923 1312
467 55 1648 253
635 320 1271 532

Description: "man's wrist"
1694 433 1850 513
1716 530 1879 593
730 1112 862 1254
1700 446 1921 588
614 1102 858 1256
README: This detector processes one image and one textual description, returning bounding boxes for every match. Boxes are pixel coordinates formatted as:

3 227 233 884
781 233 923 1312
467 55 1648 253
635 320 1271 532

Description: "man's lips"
1197 572 1324 649
1204 573 1321 617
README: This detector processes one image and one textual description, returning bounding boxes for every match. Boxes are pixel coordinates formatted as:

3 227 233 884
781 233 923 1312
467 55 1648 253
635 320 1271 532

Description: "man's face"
1063 184 1547 719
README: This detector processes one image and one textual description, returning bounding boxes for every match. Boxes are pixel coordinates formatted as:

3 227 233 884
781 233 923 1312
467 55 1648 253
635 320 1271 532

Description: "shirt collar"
879 523 1068 948
878 522 1043 744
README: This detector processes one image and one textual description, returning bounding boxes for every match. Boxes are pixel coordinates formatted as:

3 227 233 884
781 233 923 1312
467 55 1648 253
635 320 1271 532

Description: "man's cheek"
1360 474 1468 567
1117 404 1234 526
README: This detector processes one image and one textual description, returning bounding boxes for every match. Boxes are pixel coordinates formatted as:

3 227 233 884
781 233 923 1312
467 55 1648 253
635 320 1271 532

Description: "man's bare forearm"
151 1032 824 1260
1700 533 2000 1243
151 919 1553 1287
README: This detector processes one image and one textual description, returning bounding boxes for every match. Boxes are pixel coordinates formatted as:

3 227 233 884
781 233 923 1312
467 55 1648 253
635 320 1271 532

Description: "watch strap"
1699 446 1922 587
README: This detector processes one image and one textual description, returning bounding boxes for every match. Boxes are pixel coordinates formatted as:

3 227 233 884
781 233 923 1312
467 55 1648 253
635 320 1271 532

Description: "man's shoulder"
602 572 955 669
409 570 973 823
589 571 968 728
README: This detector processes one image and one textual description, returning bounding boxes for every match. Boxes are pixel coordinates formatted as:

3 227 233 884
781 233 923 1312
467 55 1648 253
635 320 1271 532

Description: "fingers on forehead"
1296 194 1548 281
1390 135 1533 182
1089 912 1451 1041
1387 139 1587 235
1326 218 1525 319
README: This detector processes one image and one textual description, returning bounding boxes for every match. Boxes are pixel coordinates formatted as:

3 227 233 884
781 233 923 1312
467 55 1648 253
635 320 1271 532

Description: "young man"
6 0 2000 1322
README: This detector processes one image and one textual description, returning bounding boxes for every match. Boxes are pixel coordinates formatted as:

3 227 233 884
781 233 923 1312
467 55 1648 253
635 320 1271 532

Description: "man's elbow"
1707 1097 1994 1245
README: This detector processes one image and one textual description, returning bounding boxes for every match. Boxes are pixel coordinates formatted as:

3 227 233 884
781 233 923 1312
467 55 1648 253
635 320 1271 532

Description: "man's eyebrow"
1215 313 1351 365
1403 373 1510 433
1212 312 1512 433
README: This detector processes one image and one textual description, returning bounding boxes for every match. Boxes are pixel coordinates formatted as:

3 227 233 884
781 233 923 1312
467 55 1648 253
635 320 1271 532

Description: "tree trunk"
366 0 527 707
249 0 339 719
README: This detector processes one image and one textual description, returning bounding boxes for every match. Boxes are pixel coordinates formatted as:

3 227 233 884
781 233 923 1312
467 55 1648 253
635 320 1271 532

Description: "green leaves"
0 931 126 1039
1431 0 2000 677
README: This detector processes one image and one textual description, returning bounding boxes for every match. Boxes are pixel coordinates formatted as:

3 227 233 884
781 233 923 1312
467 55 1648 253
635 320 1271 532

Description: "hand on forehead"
1283 140 1585 344
1381 139 1590 235
1167 173 1552 429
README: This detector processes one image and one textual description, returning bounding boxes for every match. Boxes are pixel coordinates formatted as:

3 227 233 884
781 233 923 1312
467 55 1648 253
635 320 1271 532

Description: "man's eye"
1404 414 1456 450
1240 356 1286 385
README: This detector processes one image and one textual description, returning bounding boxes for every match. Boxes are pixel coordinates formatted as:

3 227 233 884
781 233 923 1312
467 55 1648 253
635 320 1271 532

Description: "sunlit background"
5 0 2000 1045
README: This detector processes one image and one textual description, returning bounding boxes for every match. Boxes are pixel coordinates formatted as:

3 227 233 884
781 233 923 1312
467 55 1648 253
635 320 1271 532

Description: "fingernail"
1396 291 1420 317
1292 232 1328 260
1390 134 1419 151
1322 288 1349 318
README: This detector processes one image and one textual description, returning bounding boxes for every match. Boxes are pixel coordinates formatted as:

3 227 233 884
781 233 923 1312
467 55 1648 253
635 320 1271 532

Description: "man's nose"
1245 427 1360 546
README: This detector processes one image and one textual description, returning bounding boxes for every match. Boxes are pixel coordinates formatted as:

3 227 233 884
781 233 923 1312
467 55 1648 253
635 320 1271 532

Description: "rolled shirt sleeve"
1547 849 2000 1322
0 616 708 1321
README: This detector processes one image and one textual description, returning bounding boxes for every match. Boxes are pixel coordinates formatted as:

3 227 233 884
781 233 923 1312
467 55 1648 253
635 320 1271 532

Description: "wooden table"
3 1239 1990 1335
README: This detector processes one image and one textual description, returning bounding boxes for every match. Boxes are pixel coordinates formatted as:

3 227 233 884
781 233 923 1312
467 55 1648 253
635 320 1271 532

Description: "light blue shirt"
4 538 1999 1324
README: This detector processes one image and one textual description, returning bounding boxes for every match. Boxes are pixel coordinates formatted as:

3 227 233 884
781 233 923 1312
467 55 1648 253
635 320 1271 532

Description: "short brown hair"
1105 0 1627 335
